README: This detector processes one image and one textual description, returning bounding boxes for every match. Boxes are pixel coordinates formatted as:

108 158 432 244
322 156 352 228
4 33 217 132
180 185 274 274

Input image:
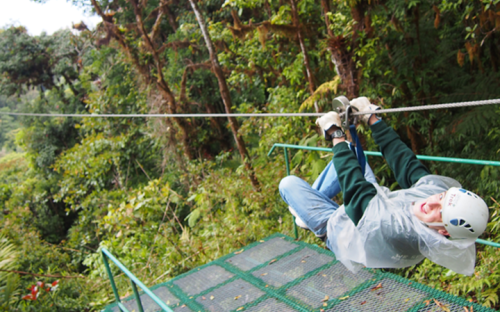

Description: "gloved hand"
350 97 380 124
315 111 342 140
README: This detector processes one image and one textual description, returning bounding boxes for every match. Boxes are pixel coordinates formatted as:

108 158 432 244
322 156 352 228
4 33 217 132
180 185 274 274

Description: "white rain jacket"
326 175 477 275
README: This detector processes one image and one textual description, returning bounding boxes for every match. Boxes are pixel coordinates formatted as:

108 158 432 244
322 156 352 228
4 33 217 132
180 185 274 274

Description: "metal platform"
103 233 495 312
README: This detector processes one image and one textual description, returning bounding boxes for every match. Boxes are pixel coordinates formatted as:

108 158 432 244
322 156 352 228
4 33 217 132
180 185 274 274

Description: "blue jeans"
279 159 376 237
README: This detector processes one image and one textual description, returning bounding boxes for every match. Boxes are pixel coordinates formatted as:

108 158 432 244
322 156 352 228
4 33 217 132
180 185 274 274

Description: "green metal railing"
101 143 499 311
268 143 500 248
101 248 174 312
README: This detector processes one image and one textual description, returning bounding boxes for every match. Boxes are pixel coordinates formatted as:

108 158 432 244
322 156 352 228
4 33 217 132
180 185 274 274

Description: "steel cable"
0 98 499 118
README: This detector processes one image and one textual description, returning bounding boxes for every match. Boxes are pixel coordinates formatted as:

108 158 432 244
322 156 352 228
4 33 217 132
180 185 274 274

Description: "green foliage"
0 27 85 98
0 107 20 151
0 0 499 310
300 77 341 111
0 234 19 297
326 10 353 37
0 274 21 311
0 220 93 311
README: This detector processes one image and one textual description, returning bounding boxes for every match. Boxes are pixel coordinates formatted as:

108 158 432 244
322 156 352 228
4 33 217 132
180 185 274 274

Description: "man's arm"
331 134 377 226
369 118 430 189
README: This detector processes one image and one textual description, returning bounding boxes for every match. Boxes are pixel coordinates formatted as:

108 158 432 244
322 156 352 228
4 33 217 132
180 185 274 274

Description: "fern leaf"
299 76 341 111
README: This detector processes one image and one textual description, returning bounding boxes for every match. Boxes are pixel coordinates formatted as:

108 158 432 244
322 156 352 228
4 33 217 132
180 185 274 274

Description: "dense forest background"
1 0 500 310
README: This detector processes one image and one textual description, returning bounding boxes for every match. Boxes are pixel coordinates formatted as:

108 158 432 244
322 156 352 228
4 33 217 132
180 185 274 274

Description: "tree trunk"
321 0 363 99
290 0 319 112
90 0 194 160
399 82 421 153
162 4 178 32
189 0 260 191
130 0 195 160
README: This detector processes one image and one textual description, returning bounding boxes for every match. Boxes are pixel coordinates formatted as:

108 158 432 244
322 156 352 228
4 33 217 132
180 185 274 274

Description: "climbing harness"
349 124 366 175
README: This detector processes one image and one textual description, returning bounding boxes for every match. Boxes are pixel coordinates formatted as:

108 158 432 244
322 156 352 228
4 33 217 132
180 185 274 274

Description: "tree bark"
90 0 194 160
129 0 195 159
189 0 260 191
290 0 319 112
162 3 178 32
321 0 362 99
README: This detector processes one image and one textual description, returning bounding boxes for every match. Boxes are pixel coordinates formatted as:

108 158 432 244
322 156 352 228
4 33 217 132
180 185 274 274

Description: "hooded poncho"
326 175 477 275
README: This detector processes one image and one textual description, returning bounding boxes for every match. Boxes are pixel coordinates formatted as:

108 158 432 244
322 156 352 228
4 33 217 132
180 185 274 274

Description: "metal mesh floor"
104 233 495 312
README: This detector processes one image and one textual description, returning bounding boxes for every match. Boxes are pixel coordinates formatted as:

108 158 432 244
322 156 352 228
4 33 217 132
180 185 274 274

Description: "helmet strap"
425 222 444 227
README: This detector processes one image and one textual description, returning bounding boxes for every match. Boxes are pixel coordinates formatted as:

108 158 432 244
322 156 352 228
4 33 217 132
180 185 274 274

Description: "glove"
350 97 380 124
315 111 342 140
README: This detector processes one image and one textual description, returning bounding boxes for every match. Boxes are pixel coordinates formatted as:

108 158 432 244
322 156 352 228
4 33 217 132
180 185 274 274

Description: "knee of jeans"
279 175 301 194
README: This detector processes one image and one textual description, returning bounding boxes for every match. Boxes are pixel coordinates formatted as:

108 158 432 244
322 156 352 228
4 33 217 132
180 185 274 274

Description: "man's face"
412 191 450 236
413 191 446 223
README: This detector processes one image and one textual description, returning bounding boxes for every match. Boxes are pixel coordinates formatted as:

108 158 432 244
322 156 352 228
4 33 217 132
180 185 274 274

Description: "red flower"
22 280 59 300
22 294 35 301
22 285 39 301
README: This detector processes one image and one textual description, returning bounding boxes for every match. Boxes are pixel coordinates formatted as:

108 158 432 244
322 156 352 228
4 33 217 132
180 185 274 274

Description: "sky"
0 0 101 35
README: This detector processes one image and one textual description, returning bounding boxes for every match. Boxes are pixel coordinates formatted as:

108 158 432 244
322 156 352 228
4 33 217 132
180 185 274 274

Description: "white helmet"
427 187 489 239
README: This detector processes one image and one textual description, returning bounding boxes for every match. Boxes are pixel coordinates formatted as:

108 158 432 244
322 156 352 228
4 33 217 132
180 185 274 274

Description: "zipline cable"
353 98 500 115
0 98 499 118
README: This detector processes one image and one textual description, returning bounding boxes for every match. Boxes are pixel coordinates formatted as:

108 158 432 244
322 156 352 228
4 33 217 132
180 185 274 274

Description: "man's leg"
279 176 339 237
312 160 341 198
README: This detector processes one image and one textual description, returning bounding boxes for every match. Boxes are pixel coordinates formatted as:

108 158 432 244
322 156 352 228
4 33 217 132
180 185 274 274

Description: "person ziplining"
279 97 490 276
